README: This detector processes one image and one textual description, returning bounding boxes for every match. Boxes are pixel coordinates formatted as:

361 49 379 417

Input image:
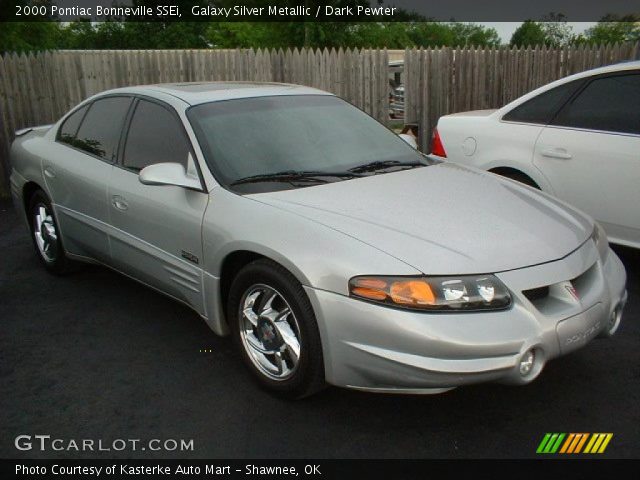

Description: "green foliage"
0 22 63 53
2 7 639 53
448 23 501 47
511 14 639 48
407 22 500 48
58 21 210 50
204 22 501 49
510 20 548 47
578 15 640 45
539 13 575 47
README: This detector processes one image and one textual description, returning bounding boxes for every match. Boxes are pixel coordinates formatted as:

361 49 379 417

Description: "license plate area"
556 303 604 354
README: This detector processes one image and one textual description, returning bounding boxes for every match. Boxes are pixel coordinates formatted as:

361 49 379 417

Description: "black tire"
227 259 325 399
499 171 540 189
27 189 75 275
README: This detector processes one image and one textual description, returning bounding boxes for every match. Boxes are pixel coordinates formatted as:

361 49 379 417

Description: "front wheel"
227 259 325 399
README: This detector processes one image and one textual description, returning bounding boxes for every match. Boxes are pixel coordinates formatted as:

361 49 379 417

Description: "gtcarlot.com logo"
536 433 613 454
15 435 194 452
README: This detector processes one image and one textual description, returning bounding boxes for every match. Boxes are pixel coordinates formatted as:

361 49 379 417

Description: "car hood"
248 163 593 274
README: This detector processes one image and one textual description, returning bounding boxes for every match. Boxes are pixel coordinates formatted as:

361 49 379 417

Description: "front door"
107 98 209 314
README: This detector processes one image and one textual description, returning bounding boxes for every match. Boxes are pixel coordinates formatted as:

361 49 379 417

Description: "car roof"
497 59 640 115
97 82 332 105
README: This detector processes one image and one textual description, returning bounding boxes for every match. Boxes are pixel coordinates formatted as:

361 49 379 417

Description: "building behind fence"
0 43 638 197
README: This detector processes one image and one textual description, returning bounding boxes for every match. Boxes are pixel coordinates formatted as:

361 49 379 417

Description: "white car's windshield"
187 95 426 192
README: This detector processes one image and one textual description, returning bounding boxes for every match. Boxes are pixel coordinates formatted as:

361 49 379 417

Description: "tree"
0 22 64 53
0 0 63 53
449 23 500 47
581 15 640 45
539 13 575 47
510 20 548 47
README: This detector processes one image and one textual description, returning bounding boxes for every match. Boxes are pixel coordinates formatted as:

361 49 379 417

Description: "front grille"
520 260 599 316
523 286 550 303
572 263 598 299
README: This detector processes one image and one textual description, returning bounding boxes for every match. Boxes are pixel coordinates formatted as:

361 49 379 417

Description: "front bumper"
305 240 627 393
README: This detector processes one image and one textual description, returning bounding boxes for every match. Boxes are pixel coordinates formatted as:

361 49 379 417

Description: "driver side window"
123 99 192 172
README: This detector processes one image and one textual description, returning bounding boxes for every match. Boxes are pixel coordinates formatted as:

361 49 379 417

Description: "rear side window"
552 73 640 135
123 100 191 172
502 79 583 125
57 105 88 145
74 97 132 161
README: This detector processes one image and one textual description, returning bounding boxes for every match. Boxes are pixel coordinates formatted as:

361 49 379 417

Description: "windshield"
187 95 426 193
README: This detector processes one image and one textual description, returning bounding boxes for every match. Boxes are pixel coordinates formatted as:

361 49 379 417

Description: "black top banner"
2 0 640 22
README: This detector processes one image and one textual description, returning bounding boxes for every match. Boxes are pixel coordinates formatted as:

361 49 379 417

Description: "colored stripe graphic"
584 433 613 454
536 433 565 454
559 433 575 454
574 433 589 453
537 433 613 454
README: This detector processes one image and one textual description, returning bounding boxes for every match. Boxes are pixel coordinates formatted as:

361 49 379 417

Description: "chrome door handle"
44 166 57 178
540 148 572 160
111 196 129 211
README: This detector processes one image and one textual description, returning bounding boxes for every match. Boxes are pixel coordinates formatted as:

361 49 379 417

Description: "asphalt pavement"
1 201 638 459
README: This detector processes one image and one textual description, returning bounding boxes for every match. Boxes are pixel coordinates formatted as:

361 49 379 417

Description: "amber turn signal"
390 280 436 305
349 277 436 306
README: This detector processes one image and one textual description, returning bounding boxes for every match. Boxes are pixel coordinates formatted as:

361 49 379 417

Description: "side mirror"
139 162 201 190
398 133 418 149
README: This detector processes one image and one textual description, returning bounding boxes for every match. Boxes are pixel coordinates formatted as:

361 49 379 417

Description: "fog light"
519 350 535 376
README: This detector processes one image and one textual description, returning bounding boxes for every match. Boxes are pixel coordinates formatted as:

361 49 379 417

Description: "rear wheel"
28 190 74 274
227 259 325 399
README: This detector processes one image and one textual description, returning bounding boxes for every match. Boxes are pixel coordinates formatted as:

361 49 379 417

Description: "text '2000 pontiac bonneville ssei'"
10 83 627 398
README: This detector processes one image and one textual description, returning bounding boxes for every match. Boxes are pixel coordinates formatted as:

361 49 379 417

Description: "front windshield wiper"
348 160 425 174
230 170 362 186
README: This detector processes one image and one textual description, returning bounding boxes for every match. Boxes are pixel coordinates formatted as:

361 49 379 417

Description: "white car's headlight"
592 222 609 263
349 275 511 312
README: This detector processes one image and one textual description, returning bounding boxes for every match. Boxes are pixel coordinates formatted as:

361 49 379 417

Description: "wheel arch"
488 167 540 188
484 162 554 192
209 248 313 336
22 181 46 215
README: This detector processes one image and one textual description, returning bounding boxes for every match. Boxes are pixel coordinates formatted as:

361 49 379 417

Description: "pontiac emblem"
564 282 579 302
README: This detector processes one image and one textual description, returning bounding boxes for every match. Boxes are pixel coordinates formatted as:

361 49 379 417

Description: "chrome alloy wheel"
33 204 58 263
238 284 302 381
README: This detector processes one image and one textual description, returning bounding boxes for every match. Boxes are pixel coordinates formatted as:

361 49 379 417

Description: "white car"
432 61 640 249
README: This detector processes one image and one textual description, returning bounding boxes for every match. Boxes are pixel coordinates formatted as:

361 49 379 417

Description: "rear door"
533 71 640 245
108 97 209 314
45 96 133 262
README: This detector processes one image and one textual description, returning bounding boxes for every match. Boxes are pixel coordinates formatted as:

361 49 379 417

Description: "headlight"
592 222 609 263
349 275 511 311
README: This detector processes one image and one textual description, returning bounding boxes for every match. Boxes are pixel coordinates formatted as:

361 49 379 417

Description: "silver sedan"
9 83 627 398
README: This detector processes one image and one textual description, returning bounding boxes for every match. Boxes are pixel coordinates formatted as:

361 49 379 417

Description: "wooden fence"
0 48 389 197
1 43 639 197
405 42 640 151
